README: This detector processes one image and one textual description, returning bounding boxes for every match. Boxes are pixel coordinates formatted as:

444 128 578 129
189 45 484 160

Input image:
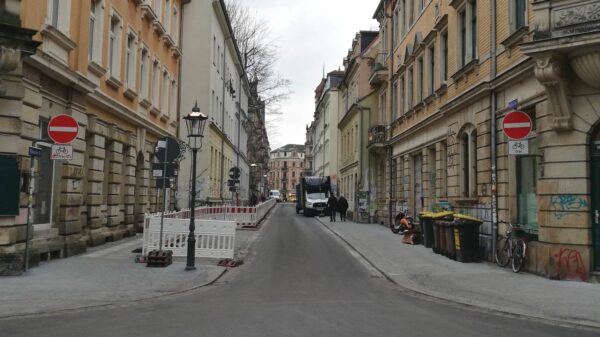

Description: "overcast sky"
245 0 379 150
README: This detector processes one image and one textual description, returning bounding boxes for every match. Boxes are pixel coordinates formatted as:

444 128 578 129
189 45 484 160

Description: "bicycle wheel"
495 236 510 267
511 239 526 273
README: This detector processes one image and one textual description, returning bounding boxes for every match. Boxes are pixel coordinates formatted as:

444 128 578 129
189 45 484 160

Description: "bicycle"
495 220 527 273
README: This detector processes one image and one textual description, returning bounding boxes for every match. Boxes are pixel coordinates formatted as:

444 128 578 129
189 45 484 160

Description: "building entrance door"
33 145 55 227
591 127 600 271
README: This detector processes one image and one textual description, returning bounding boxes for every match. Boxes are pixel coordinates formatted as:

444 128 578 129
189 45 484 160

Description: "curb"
315 217 600 331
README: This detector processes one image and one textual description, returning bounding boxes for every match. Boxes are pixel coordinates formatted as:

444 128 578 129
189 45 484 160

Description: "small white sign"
50 145 73 161
152 169 163 177
508 140 529 155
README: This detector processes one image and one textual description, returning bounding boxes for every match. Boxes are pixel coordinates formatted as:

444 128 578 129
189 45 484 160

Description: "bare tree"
224 0 291 119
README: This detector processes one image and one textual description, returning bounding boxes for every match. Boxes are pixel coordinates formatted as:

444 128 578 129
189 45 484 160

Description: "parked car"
269 190 282 202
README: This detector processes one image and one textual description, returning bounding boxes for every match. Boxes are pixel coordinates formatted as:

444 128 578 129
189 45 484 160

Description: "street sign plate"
28 147 42 157
508 140 529 155
48 115 79 144
152 163 178 178
50 145 73 161
502 111 532 140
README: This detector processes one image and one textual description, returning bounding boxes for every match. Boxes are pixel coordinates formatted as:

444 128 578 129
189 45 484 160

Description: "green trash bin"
419 212 435 248
453 214 483 263
431 211 454 254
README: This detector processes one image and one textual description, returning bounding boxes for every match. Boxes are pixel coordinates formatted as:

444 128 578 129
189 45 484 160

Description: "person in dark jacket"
327 195 338 222
337 195 349 221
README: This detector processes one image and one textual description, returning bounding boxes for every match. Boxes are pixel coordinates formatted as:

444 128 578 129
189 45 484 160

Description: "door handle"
595 210 599 225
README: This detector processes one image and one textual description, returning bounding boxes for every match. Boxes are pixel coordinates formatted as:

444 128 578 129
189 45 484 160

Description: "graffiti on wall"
550 195 589 219
553 248 588 282
446 127 457 167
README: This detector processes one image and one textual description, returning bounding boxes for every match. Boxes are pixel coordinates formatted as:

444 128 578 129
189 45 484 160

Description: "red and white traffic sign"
48 115 78 144
502 111 532 140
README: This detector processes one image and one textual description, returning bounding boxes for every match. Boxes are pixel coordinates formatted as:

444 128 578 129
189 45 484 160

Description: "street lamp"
183 101 208 271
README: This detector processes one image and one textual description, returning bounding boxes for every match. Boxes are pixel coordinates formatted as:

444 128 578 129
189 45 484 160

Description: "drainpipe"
388 144 393 227
178 0 189 210
490 0 498 260
219 35 230 203
357 106 371 219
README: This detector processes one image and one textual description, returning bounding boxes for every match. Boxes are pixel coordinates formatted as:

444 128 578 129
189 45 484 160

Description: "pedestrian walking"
327 194 338 222
338 195 348 221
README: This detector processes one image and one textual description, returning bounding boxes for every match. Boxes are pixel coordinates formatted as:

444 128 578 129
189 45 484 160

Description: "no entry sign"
502 111 532 140
48 115 79 144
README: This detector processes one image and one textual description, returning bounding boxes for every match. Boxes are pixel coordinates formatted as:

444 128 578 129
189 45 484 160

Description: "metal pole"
186 146 198 271
24 153 36 273
159 138 169 252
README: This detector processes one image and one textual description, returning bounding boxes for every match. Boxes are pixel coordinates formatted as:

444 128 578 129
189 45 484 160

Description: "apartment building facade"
372 0 600 279
0 0 182 274
311 71 343 195
178 0 250 207
338 31 380 222
267 144 305 201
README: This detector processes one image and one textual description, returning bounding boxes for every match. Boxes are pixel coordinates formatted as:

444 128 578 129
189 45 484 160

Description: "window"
428 45 435 95
392 10 398 47
172 6 179 43
213 37 216 65
217 45 221 73
161 71 169 113
170 80 177 118
513 0 527 31
418 56 424 102
441 31 448 82
154 0 162 22
459 9 467 67
459 1 477 67
407 0 414 27
109 13 122 79
51 0 59 27
408 67 414 108
140 48 149 99
400 0 406 37
392 80 398 121
89 0 102 61
164 0 171 34
399 75 405 115
151 60 159 105
460 126 477 198
125 33 136 89
471 1 477 60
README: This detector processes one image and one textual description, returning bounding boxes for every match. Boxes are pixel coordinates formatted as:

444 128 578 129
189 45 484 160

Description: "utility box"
0 156 20 216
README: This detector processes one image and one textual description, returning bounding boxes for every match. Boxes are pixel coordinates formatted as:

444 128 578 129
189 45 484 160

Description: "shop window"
517 151 538 238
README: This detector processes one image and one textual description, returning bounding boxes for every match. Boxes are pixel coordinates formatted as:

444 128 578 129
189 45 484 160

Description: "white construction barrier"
142 217 236 259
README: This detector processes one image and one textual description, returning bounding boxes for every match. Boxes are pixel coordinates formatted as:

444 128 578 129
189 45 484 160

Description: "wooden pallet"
146 250 173 267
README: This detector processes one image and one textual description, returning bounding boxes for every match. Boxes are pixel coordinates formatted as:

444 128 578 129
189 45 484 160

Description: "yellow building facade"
372 0 600 279
0 0 181 272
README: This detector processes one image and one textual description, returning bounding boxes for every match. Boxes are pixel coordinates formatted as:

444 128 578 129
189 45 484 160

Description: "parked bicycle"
495 220 527 273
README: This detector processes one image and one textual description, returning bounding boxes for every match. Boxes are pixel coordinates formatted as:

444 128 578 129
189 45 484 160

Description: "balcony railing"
369 51 388 87
368 125 387 146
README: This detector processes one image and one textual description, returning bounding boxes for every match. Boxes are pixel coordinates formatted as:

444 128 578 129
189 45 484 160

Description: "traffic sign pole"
158 137 169 253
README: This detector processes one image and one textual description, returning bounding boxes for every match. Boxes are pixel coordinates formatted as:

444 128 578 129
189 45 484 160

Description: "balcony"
367 125 387 153
140 2 158 22
369 51 388 87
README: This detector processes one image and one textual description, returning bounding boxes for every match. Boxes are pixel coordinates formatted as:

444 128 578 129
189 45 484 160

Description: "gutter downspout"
490 0 498 261
357 106 371 219
219 36 230 203
178 0 188 210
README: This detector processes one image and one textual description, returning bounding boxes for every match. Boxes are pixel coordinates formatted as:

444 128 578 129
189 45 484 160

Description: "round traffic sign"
502 111 532 140
48 115 79 144
229 167 241 179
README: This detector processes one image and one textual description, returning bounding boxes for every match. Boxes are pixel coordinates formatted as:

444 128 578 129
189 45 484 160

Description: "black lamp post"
183 102 208 271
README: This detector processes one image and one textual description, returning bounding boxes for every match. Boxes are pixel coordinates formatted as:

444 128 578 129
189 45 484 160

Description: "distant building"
267 144 305 201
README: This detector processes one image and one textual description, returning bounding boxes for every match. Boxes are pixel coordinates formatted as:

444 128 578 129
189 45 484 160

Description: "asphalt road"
2 204 598 337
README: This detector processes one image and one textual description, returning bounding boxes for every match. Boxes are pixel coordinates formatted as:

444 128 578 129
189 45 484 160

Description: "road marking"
84 239 142 258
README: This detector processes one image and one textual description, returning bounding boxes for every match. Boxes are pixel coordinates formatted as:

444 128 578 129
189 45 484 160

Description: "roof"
271 144 305 154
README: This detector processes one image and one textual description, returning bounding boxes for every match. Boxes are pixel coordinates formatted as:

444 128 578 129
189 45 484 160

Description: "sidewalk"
0 229 258 318
318 218 600 328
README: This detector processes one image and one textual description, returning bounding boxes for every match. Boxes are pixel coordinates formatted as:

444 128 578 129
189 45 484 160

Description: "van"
269 190 282 202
